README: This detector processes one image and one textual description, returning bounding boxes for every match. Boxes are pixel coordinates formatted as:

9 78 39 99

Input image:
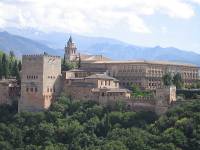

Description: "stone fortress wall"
0 79 20 105
62 68 176 115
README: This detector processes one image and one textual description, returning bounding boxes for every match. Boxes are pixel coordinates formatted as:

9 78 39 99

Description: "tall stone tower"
19 54 62 112
64 36 79 62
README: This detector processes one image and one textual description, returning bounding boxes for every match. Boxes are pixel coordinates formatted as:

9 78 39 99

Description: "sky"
0 0 200 53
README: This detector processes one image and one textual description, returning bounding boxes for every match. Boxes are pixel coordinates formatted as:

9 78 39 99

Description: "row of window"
44 95 53 99
94 92 123 96
149 83 161 86
119 82 141 87
47 87 56 93
26 87 37 92
118 69 143 73
27 75 58 80
26 87 56 93
48 76 56 79
119 77 142 81
148 70 164 74
9 87 18 91
27 75 38 79
101 80 111 86
148 79 161 82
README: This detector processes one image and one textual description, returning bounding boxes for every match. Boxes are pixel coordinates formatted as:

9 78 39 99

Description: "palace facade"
65 37 200 90
80 60 200 90
0 36 198 114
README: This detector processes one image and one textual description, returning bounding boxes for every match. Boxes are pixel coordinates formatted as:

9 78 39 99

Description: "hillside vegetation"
0 96 200 150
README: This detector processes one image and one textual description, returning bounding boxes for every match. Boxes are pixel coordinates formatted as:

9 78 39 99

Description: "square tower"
19 54 62 112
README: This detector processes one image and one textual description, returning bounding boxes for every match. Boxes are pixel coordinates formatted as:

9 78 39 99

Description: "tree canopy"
162 73 173 86
0 50 21 82
0 95 200 150
163 73 184 89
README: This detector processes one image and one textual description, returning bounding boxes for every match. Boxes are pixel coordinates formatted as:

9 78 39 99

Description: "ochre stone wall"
19 54 61 112
0 80 20 105
0 83 10 104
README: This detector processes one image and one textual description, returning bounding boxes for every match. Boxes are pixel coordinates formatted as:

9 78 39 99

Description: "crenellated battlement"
23 54 60 58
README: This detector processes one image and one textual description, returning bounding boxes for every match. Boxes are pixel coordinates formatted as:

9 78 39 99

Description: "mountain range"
0 28 200 66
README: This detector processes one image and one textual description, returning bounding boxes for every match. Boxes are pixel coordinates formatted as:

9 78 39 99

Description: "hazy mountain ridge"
0 29 200 66
0 31 63 56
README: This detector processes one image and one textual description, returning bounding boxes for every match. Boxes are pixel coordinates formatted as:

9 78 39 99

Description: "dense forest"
0 96 200 150
0 51 21 81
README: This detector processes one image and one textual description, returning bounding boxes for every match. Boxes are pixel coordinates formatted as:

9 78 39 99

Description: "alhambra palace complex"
0 37 200 114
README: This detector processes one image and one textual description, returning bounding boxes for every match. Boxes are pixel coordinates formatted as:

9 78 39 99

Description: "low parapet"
156 85 176 90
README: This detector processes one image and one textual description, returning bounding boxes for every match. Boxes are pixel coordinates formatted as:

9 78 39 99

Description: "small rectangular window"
53 87 55 92
26 88 29 92
30 88 33 92
35 87 37 92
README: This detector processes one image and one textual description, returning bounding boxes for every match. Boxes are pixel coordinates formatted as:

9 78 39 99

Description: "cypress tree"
78 53 81 69
9 51 15 76
13 60 20 82
9 51 15 60
18 61 22 71
0 56 2 79
2 53 9 78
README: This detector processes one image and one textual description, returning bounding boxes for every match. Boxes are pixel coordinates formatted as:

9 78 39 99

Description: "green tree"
162 128 187 148
102 140 128 150
12 60 20 82
173 73 183 89
0 56 2 79
2 53 9 78
78 54 81 69
0 141 13 150
61 61 77 71
163 73 173 86
131 84 142 97
18 60 22 71
9 51 15 61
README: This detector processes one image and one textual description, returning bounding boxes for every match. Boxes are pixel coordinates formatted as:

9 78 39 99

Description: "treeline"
0 51 21 81
0 96 200 150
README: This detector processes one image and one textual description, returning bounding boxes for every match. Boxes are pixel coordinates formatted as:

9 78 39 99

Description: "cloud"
0 0 197 34
189 0 200 4
161 26 167 34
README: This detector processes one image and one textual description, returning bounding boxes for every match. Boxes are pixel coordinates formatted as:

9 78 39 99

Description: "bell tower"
64 36 78 62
